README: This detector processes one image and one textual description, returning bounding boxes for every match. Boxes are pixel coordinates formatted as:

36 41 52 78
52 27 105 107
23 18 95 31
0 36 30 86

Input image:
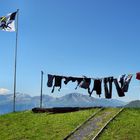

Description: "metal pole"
40 71 44 108
13 9 19 112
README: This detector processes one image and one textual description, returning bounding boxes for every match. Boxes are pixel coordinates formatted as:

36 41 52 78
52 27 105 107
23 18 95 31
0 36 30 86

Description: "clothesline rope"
44 72 136 80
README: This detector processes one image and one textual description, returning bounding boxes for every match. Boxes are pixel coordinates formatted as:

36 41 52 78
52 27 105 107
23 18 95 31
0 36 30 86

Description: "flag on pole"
0 12 17 32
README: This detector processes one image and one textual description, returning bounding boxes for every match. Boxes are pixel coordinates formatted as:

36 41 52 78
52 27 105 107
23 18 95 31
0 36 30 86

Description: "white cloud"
0 88 10 94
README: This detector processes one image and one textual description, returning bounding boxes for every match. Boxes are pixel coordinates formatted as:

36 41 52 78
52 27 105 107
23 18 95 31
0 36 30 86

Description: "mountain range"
0 93 127 115
125 100 140 108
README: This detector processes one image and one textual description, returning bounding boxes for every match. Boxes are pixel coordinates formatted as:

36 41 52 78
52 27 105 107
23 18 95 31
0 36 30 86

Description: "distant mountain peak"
0 92 127 114
125 100 140 108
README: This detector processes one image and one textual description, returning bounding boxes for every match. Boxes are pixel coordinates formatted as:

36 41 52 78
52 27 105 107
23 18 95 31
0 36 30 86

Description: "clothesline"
46 72 140 99
43 72 137 80
38 71 140 111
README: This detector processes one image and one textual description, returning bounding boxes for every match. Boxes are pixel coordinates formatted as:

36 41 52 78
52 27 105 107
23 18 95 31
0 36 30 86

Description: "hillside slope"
98 108 140 140
0 108 98 140
0 108 139 140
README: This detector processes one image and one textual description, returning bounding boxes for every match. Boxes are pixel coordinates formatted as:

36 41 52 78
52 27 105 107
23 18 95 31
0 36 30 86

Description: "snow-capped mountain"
0 93 126 115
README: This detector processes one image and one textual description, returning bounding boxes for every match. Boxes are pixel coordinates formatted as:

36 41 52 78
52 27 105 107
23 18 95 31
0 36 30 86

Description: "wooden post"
40 71 44 108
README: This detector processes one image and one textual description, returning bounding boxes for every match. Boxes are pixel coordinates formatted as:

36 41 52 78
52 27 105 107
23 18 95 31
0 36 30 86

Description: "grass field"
0 108 98 140
0 108 140 140
98 108 140 140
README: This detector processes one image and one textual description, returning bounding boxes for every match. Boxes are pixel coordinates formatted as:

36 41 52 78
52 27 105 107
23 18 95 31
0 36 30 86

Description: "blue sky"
0 0 140 102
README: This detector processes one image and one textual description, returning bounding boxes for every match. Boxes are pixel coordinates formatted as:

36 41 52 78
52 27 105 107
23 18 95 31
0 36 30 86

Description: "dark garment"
118 75 126 88
79 78 91 89
75 78 83 89
104 77 114 99
136 72 140 80
93 79 102 97
64 76 83 90
51 76 63 93
122 74 133 92
64 77 77 85
47 74 54 87
114 79 125 97
78 78 91 95
77 78 83 85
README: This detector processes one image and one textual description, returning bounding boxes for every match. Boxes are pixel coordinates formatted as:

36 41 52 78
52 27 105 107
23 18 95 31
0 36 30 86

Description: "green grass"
98 108 140 140
0 109 98 140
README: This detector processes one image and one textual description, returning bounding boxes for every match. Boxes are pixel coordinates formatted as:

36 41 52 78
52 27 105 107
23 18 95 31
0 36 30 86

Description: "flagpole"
13 9 19 112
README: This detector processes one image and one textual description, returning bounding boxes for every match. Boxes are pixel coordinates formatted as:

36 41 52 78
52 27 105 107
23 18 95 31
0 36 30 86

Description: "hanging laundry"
92 79 102 97
78 77 91 95
114 78 125 97
136 72 140 80
51 76 63 93
64 76 83 90
104 77 114 99
64 76 77 85
114 74 133 97
122 74 133 92
118 74 126 88
47 74 54 87
79 78 91 89
75 78 84 89
46 72 134 99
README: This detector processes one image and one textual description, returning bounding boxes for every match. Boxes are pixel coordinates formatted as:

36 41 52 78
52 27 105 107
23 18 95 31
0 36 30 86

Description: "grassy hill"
0 108 140 140
0 108 98 140
98 108 140 140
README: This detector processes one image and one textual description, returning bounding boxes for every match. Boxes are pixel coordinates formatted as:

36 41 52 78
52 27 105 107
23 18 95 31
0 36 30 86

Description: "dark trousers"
104 77 113 99
114 79 125 97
